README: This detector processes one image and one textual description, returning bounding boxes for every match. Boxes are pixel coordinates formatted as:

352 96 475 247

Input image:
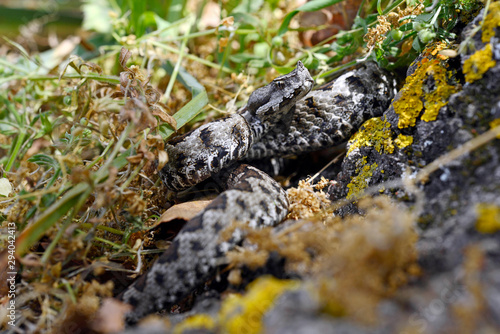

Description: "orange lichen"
347 117 395 155
463 43 496 83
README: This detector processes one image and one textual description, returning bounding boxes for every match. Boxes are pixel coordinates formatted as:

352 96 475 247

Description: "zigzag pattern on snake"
120 61 396 322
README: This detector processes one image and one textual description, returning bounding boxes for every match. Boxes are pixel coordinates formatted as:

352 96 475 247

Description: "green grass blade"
16 183 92 256
160 89 208 139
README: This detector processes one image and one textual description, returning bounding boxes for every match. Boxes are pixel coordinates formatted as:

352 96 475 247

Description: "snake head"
245 61 314 126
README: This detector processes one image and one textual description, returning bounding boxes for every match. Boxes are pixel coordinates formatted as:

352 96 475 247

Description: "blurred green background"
0 0 83 42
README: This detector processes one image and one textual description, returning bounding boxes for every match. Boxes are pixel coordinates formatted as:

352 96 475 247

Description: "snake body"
160 61 314 191
246 62 396 159
121 164 288 322
121 62 396 321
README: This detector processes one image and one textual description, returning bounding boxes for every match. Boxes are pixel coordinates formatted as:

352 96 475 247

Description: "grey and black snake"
120 61 396 322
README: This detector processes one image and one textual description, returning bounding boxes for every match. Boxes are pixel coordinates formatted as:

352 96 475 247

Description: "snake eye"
275 80 284 89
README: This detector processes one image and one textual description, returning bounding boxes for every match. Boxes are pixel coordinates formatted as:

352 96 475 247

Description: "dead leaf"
145 86 161 105
91 298 132 333
126 154 143 164
146 134 165 151
119 47 132 70
80 61 103 74
221 16 234 27
157 150 168 170
199 1 222 29
147 200 212 242
151 105 177 130
298 0 362 47
219 37 229 52
159 200 212 224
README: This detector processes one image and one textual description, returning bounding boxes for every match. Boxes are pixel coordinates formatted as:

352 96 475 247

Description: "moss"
481 1 500 43
173 314 216 334
221 197 419 326
219 276 298 334
394 134 414 149
346 157 379 200
319 197 420 323
463 43 497 83
347 117 395 155
475 203 500 233
393 45 459 128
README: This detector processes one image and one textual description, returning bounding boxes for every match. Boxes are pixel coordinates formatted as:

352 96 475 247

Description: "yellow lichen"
346 157 378 200
490 118 500 138
475 203 500 233
219 276 298 334
347 117 395 155
481 1 500 43
463 43 497 83
394 56 458 128
173 314 216 334
394 134 414 148
422 64 459 122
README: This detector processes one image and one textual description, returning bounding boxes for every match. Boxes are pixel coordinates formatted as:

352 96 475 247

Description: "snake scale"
120 61 396 322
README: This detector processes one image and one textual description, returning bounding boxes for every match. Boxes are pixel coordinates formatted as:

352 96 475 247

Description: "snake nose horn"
296 60 314 86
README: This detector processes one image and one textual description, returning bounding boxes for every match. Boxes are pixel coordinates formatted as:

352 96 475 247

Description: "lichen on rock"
393 42 460 128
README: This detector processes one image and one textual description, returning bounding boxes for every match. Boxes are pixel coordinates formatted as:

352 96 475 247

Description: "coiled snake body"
120 61 396 321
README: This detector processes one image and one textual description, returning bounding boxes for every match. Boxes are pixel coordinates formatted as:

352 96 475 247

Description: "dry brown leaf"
158 200 212 226
80 61 103 74
157 150 169 170
91 298 132 333
119 47 132 70
148 200 212 242
126 154 143 164
221 16 234 27
151 105 177 130
25 138 51 158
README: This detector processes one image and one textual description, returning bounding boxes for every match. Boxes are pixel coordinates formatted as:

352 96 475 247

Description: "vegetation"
0 0 484 331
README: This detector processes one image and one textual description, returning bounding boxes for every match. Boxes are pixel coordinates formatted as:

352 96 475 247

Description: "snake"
120 61 396 322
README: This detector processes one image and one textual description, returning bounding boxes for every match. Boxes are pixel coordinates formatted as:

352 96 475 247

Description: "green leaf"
278 0 345 36
159 89 209 139
232 0 264 14
232 12 262 29
162 61 205 96
140 11 158 30
376 0 383 15
167 0 186 22
28 154 59 169
81 0 113 34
